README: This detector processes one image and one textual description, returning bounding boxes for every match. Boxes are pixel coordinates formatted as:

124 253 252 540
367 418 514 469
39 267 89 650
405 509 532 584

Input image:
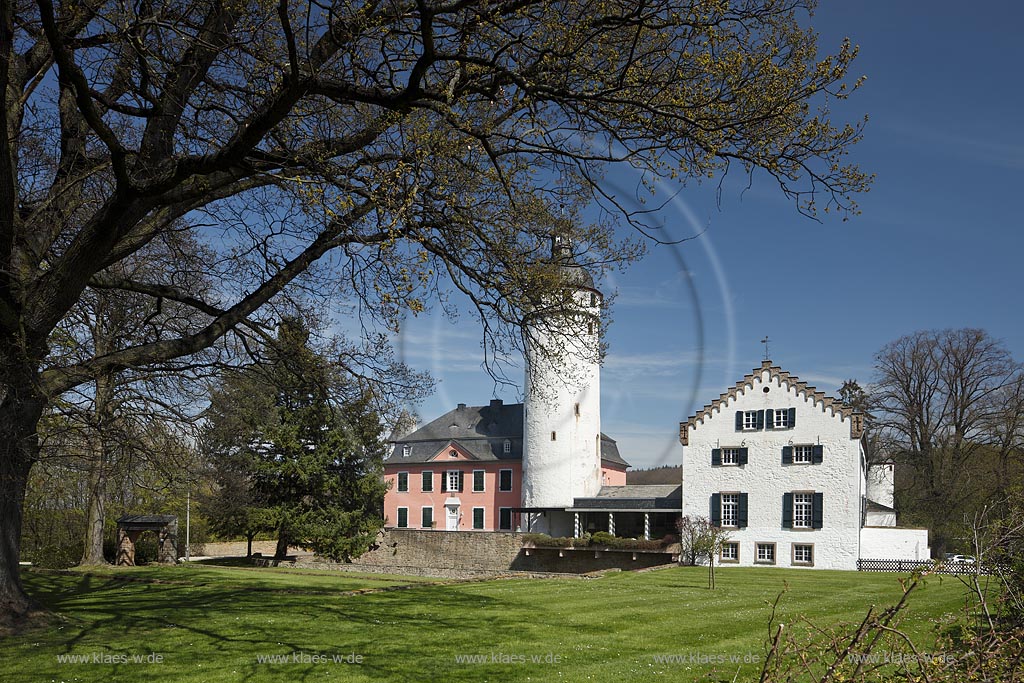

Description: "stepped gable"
679 360 865 444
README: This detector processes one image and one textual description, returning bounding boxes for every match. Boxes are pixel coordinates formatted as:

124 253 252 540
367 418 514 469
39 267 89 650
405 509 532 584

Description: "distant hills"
625 465 681 485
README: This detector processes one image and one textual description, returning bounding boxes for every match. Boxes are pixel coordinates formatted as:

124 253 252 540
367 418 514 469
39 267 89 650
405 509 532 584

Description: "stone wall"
338 529 676 575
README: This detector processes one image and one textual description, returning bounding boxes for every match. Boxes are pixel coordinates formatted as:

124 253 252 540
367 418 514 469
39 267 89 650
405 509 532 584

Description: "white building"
680 361 930 570
521 235 605 536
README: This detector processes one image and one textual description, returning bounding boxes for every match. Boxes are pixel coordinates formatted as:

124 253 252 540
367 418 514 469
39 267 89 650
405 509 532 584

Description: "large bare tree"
872 329 1024 555
0 0 869 621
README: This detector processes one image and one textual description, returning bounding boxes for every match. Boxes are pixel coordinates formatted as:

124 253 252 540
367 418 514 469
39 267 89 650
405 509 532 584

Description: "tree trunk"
246 532 254 559
80 370 115 566
274 530 289 563
0 380 46 626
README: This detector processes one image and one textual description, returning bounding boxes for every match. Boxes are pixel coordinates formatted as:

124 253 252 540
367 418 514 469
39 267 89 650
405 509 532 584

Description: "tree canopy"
0 0 870 621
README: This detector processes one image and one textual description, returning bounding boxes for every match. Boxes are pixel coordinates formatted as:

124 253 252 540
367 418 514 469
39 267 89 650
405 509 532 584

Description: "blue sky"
392 1 1024 469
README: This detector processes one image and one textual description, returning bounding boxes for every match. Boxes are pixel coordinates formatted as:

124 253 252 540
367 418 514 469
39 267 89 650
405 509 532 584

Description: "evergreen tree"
203 319 387 562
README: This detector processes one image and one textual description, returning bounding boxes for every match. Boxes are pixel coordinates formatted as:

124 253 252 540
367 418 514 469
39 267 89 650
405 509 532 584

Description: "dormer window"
402 444 410 457
503 440 511 454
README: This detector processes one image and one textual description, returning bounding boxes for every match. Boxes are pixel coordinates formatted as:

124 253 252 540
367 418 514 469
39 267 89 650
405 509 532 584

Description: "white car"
948 554 976 565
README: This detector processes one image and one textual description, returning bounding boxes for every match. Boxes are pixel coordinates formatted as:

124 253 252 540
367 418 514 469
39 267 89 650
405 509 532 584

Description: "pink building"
384 399 629 531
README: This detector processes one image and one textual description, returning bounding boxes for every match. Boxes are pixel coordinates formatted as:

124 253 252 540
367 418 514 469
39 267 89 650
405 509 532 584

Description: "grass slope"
2 565 969 682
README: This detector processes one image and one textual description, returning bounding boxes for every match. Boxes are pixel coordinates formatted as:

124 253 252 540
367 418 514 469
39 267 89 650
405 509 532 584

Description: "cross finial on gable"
761 336 771 362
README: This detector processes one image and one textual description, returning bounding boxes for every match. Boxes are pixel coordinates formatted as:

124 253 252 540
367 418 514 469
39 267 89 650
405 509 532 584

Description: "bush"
590 531 616 546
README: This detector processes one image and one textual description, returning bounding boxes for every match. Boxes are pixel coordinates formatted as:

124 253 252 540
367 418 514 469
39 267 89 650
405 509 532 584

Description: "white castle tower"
521 235 603 536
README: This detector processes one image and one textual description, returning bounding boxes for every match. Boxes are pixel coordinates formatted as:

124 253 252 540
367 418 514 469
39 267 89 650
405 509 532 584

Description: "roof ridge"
679 361 862 441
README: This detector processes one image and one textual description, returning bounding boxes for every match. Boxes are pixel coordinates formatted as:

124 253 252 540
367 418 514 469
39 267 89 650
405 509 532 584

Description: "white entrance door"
446 505 459 530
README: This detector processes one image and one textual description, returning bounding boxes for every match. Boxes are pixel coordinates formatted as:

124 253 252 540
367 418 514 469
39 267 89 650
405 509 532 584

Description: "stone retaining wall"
337 529 676 575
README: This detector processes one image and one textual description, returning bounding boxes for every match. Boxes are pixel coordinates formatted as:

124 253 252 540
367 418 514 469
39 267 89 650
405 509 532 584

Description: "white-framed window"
793 543 814 565
421 506 434 528
498 469 513 492
743 410 759 430
503 439 511 454
498 508 513 531
721 493 739 528
447 470 460 492
449 449 458 458
755 542 776 564
472 507 485 530
793 492 813 529
396 471 409 492
396 507 409 528
421 470 433 492
720 542 739 562
773 410 791 429
793 445 813 464
472 469 485 492
402 444 410 457
722 448 741 466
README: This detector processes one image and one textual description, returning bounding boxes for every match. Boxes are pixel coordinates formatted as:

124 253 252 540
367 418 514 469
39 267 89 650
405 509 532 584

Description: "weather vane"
761 336 771 361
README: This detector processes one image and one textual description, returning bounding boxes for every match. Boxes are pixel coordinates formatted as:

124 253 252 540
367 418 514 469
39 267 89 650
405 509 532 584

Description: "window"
473 507 485 530
711 492 747 528
396 472 408 492
793 493 813 529
498 508 513 531
446 470 461 492
402 444 410 457
551 431 557 441
783 444 823 465
721 493 739 527
793 543 814 565
713 447 747 466
503 439 511 454
421 506 434 528
721 542 739 563
449 449 458 458
421 470 433 492
473 470 485 492
773 410 790 429
743 411 759 430
397 507 408 528
499 469 513 492
755 542 776 564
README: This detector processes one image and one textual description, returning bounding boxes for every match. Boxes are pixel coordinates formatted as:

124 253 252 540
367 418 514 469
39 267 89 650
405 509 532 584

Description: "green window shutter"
788 407 796 428
712 448 722 466
422 507 433 527
441 473 448 493
782 493 793 529
782 446 793 464
738 493 748 528
739 448 749 465
473 508 484 529
458 471 465 492
398 472 408 492
756 410 765 430
474 470 484 491
710 493 721 526
812 445 824 464
735 411 743 431
765 408 774 430
813 493 824 529
422 471 433 492
397 508 408 528
499 508 512 530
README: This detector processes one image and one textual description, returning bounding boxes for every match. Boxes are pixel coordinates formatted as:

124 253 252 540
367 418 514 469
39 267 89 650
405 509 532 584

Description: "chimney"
457 403 467 410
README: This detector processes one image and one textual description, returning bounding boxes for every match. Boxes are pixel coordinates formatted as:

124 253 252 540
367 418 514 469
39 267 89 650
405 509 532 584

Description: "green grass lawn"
3 564 972 682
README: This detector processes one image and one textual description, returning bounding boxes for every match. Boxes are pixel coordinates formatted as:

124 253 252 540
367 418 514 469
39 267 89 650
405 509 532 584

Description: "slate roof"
866 499 896 514
386 399 630 467
570 485 682 511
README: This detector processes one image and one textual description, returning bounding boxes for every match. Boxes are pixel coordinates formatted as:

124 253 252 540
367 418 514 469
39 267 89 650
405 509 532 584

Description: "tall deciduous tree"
0 0 870 620
872 329 1024 555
